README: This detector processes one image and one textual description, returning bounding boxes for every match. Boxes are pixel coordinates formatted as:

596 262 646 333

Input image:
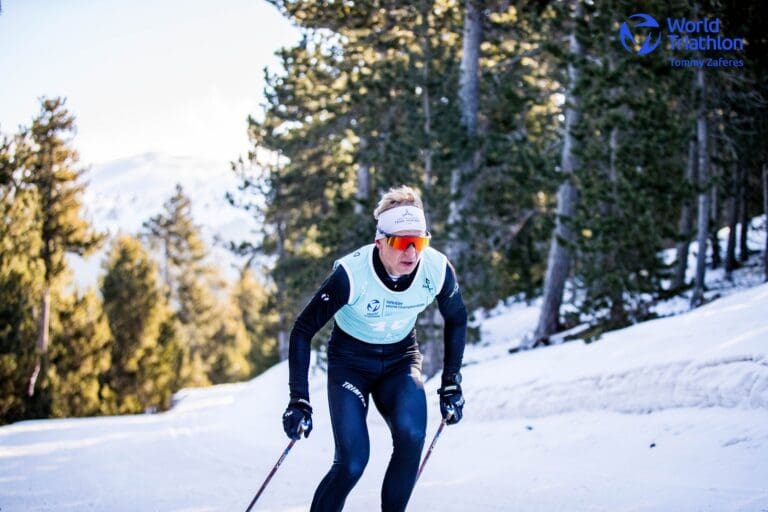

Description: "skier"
282 185 467 512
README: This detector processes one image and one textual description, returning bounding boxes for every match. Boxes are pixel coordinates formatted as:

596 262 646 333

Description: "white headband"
375 206 427 239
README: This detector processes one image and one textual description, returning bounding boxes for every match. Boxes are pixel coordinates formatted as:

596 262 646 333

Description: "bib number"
370 319 409 332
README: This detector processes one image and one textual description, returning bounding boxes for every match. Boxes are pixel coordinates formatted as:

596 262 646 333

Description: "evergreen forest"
2 0 767 424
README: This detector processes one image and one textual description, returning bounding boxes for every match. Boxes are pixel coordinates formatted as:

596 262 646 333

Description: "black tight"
310 337 426 512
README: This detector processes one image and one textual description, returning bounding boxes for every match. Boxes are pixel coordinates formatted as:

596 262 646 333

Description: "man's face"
375 229 426 276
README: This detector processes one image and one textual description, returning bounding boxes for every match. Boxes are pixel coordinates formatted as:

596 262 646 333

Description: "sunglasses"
379 231 431 251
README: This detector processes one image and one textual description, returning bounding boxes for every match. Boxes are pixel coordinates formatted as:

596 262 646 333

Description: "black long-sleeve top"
288 246 467 401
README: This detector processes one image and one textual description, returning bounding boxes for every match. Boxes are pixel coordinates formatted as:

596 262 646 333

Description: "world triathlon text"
666 18 744 51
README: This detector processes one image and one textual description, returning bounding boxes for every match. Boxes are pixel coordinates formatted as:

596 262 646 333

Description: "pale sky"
0 0 299 165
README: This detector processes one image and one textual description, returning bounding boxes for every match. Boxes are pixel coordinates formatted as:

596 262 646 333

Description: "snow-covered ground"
1 223 767 511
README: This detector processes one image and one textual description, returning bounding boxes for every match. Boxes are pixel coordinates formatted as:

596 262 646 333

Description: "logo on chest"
366 299 383 317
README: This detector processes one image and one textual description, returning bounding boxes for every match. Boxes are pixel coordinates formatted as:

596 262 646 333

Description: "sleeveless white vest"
333 244 447 344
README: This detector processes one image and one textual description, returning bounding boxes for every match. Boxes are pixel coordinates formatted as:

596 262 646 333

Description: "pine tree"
565 0 691 332
237 0 562 365
533 0 583 343
46 289 112 418
174 267 220 386
234 1 466 369
3 101 114 422
101 235 182 413
446 0 483 267
0 169 44 423
690 65 710 308
233 267 279 376
142 185 213 385
460 2 560 306
240 0 767 354
207 301 252 383
14 97 104 396
142 184 207 302
143 186 251 386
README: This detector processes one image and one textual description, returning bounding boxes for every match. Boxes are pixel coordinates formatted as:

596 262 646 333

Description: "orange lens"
385 235 430 251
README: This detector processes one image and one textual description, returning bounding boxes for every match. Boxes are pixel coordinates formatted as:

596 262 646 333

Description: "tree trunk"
277 327 289 362
446 0 482 264
709 181 721 269
739 167 750 262
419 0 434 221
421 96 434 223
164 237 171 301
606 124 625 325
422 90 433 199
417 0 441 378
458 0 480 138
763 164 767 282
533 0 582 343
672 139 697 290
724 163 739 278
418 307 444 379
28 286 51 396
691 66 709 308
354 137 370 216
276 217 290 361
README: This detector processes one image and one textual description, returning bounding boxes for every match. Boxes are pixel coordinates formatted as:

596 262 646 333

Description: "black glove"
437 373 464 425
282 398 313 440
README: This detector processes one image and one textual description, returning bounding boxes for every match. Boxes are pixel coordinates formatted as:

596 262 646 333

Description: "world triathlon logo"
619 13 662 55
366 299 381 314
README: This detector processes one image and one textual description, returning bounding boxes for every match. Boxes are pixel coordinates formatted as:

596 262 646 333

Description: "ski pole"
245 421 309 512
415 407 454 483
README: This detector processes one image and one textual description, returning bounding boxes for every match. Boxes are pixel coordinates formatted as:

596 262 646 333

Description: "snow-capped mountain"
69 152 256 288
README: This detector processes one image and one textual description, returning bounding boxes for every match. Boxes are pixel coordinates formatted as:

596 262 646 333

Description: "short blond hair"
373 185 424 220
